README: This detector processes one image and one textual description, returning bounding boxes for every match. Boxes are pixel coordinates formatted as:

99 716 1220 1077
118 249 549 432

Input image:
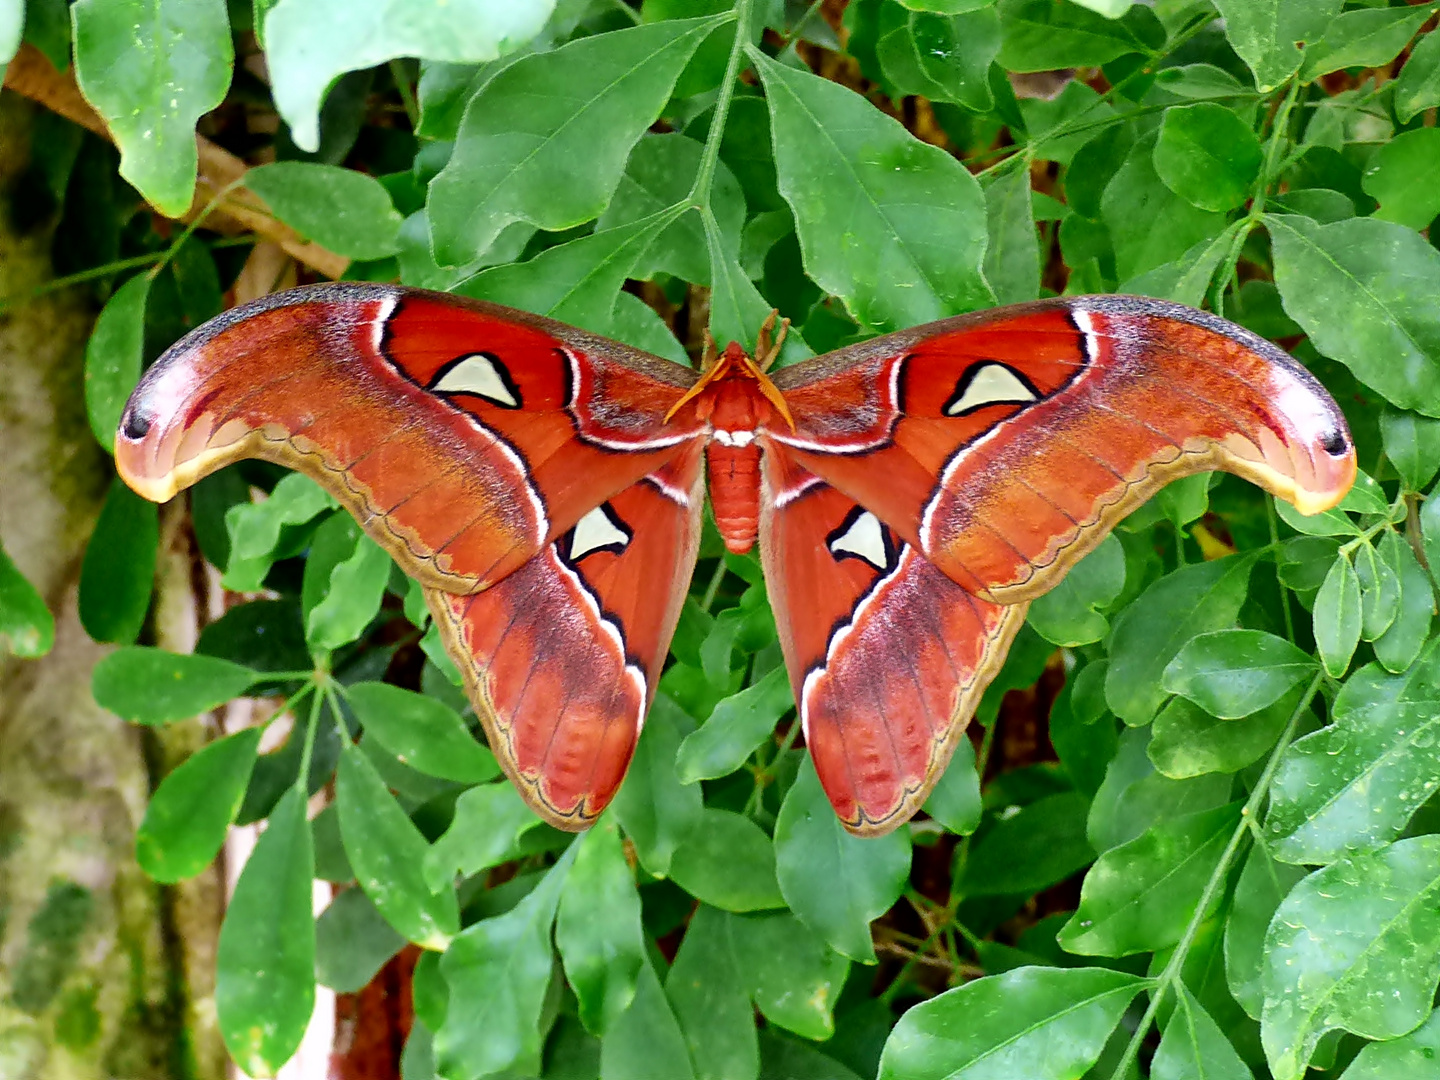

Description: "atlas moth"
116 284 1355 835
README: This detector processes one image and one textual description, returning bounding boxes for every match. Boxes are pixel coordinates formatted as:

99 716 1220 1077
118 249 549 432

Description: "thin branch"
3 44 349 280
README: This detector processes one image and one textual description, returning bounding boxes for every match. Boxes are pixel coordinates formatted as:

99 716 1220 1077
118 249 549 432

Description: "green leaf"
345 682 497 784
1299 5 1433 83
1374 536 1435 674
997 0 1145 72
216 786 315 1077
1313 554 1362 678
1106 555 1256 726
676 666 792 784
556 818 645 1036
84 273 150 448
1261 836 1440 1080
1396 24 1440 123
436 846 574 1080
600 954 697 1080
596 133 743 287
1342 1008 1440 1079
306 535 391 650
775 761 911 962
79 477 158 644
0 0 19 66
1210 0 1341 91
1148 687 1298 780
265 0 553 152
71 0 232 214
923 736 983 836
877 965 1149 1080
961 792 1095 898
1104 134 1228 283
666 905 759 1080
750 46 992 333
1027 533 1125 647
1094 753 1235 860
1426 490 1440 595
1151 984 1253 1080
137 728 261 883
1123 223 1244 309
0 543 53 658
424 781 544 892
244 162 403 260
706 213 812 366
229 474 335 556
981 163 1039 306
1225 843 1307 1021
459 208 681 335
875 3 1000 112
1059 801 1241 957
92 646 257 725
731 911 850 1040
613 694 703 877
1380 408 1440 493
1153 102 1263 213
1356 541 1400 642
337 744 458 950
1362 128 1440 232
315 887 405 993
669 807 786 913
429 16 725 264
1268 657 1440 864
1269 214 1440 417
1162 630 1315 720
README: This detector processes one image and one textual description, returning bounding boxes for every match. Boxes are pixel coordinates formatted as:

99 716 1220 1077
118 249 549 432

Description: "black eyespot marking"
122 408 152 440
1321 429 1349 456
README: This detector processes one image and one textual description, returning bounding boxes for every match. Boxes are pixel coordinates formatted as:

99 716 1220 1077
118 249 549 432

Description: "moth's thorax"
690 344 784 554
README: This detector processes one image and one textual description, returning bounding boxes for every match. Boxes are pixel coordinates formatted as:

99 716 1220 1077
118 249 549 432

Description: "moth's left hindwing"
430 446 704 826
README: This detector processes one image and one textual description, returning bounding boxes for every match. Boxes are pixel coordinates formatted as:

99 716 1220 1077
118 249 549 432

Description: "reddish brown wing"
770 295 1357 603
430 445 704 827
115 283 703 592
758 449 1026 835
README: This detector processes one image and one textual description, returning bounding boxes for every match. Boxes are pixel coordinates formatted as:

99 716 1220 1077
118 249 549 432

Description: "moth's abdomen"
707 439 762 553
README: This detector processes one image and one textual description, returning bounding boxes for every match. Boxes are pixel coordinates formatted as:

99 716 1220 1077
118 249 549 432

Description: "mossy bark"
0 92 225 1080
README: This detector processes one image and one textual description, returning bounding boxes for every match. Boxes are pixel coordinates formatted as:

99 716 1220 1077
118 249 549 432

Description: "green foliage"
33 0 1440 1076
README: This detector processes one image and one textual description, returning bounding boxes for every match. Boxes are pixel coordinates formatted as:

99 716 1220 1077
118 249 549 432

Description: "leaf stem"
389 59 421 130
603 0 642 25
0 236 257 313
1209 77 1300 310
777 0 827 59
700 556 729 612
149 176 249 279
1108 670 1322 1079
295 678 327 792
689 0 751 209
1267 498 1298 644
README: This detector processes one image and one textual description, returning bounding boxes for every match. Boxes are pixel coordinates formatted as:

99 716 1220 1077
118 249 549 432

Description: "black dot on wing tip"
1321 429 1349 456
121 408 151 440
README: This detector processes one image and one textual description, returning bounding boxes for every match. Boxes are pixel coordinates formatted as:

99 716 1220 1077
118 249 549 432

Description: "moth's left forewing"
428 443 704 829
758 454 1026 835
772 296 1356 605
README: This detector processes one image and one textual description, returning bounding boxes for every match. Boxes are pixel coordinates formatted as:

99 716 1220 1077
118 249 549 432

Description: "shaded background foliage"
3 0 1440 1079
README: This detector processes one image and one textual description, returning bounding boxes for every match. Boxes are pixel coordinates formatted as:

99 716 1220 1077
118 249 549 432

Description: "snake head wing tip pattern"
114 284 1355 836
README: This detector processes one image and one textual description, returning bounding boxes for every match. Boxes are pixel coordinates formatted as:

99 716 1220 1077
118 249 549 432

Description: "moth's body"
680 341 785 553
115 284 1355 835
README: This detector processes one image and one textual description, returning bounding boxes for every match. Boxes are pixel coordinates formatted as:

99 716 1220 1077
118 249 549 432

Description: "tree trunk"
0 92 226 1080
